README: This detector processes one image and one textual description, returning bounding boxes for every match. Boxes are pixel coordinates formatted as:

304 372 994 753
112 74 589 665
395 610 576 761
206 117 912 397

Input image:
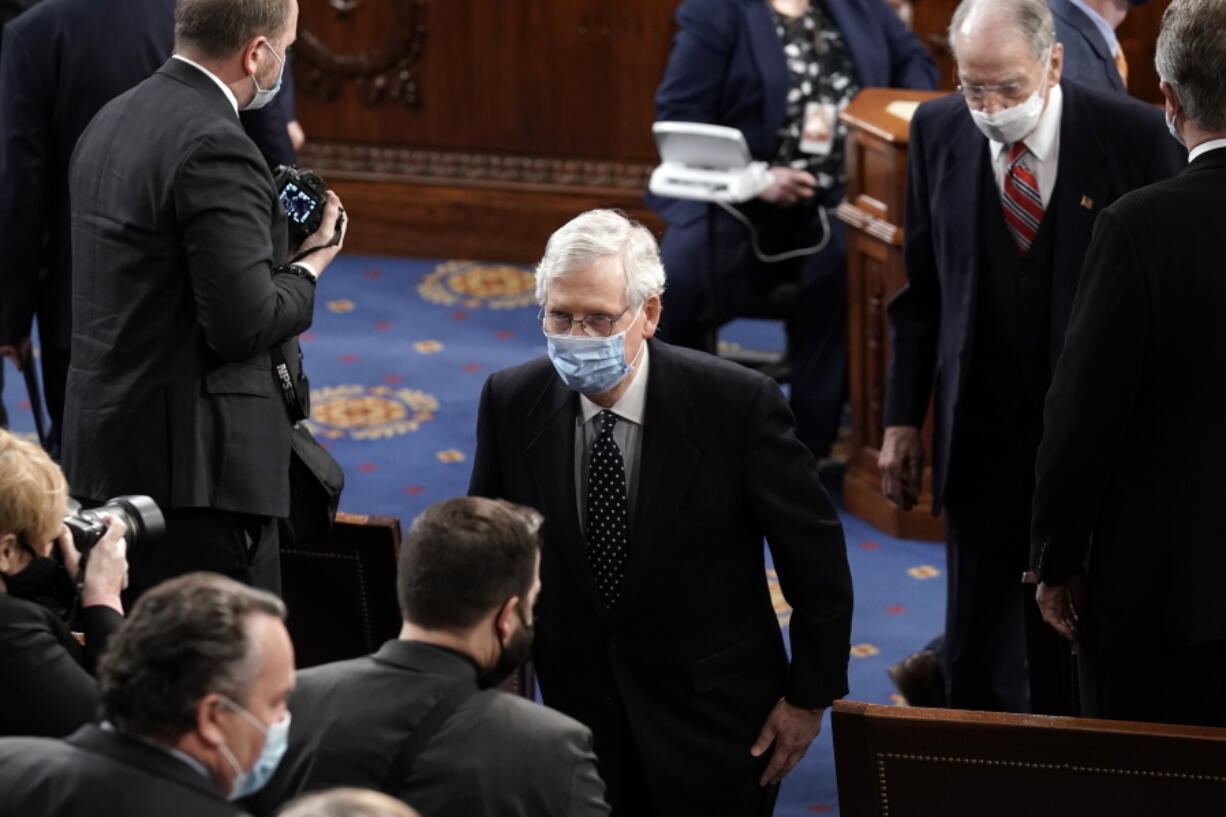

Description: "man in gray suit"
252 497 610 817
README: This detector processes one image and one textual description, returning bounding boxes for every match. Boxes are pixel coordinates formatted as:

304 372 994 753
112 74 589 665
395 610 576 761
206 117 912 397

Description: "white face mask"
1165 108 1186 147
967 49 1053 145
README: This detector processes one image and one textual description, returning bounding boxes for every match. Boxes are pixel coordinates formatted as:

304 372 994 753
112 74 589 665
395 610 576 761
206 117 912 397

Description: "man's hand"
0 336 32 370
879 425 924 510
750 699 823 786
1036 576 1085 642
293 190 349 275
80 514 129 601
759 167 818 207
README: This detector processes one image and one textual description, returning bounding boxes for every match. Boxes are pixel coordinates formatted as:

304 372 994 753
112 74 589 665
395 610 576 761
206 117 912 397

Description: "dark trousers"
1079 638 1226 727
604 699 780 817
124 507 280 604
657 194 848 459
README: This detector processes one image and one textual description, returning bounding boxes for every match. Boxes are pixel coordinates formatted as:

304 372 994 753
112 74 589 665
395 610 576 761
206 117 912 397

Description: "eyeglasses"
540 305 633 338
956 80 1031 104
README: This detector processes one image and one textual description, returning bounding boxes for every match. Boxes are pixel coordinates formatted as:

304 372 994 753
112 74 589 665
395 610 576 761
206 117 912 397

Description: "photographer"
62 0 347 600
0 429 128 737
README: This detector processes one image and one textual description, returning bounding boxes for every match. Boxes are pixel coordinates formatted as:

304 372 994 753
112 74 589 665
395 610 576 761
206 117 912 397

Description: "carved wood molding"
299 141 655 193
295 0 426 107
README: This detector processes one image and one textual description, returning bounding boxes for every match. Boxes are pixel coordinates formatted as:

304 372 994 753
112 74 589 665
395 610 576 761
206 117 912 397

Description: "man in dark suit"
1049 0 1137 94
1031 0 1226 727
0 572 295 815
879 0 1182 713
253 497 609 817
63 0 346 598
0 0 297 454
469 210 853 816
648 0 937 463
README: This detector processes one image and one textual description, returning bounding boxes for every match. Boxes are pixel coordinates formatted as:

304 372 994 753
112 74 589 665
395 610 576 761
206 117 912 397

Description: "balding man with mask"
879 0 1182 713
1031 0 1226 727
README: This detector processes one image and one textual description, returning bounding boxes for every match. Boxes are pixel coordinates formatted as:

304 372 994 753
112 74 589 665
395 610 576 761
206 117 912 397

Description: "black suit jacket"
1032 147 1226 649
0 593 121 737
253 639 608 817
0 724 241 816
469 340 852 816
62 58 314 517
0 0 175 351
884 81 1184 508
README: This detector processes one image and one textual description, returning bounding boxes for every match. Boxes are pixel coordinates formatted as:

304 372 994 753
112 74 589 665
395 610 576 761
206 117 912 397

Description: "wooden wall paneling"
291 0 681 261
1116 0 1170 104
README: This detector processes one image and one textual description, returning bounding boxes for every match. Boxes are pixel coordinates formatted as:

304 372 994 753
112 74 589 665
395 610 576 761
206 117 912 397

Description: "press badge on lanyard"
800 101 838 156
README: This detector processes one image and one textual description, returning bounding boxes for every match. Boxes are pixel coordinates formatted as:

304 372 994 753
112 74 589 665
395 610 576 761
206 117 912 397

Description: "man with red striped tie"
877 0 1182 714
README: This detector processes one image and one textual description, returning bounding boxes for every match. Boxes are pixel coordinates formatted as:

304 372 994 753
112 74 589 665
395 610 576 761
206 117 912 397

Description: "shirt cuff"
294 261 319 279
82 594 124 616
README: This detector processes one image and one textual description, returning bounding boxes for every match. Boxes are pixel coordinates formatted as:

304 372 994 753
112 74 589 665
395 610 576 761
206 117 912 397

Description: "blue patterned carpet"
1 254 946 816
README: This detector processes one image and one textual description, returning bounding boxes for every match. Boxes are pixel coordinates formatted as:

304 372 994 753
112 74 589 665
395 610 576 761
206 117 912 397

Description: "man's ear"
1048 41 1064 87
1160 80 1182 121
240 36 270 78
494 595 522 642
195 693 228 749
642 294 662 339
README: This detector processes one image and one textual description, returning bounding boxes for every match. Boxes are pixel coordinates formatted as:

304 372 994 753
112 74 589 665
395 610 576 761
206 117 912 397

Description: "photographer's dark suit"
0 593 121 737
0 0 294 451
470 340 852 816
64 58 315 597
0 724 240 816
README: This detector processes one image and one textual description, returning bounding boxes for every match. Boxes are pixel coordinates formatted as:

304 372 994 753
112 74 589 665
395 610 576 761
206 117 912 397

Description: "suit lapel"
524 374 608 619
618 342 700 616
823 0 874 87
937 110 988 375
744 0 788 138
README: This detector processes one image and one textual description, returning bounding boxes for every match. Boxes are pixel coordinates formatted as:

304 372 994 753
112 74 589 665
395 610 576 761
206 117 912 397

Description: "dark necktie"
1002 142 1044 256
586 410 629 610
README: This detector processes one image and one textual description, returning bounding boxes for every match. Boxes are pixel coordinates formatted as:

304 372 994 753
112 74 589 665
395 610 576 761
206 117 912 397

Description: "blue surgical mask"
218 696 291 800
242 42 285 112
545 308 642 394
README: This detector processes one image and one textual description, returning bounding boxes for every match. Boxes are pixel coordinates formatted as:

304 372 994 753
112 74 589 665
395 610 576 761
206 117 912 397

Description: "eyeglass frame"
955 47 1055 107
539 304 636 338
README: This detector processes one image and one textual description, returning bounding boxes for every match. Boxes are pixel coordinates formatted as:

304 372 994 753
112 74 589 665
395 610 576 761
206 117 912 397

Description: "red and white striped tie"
1001 143 1044 256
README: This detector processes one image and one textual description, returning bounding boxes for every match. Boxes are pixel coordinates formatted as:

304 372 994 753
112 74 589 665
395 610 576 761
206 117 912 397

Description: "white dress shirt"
1189 138 1226 164
171 54 239 116
574 342 649 532
989 83 1064 208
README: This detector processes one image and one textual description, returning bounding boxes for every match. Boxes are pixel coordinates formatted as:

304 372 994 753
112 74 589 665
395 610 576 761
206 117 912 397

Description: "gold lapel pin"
1079 195 1094 210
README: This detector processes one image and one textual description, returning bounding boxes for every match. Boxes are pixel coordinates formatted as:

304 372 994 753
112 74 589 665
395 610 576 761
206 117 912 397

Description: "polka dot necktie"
586 410 630 610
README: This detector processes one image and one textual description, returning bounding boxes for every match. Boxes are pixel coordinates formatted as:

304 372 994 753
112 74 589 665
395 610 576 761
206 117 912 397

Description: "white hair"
534 210 666 308
1156 0 1226 132
949 0 1055 60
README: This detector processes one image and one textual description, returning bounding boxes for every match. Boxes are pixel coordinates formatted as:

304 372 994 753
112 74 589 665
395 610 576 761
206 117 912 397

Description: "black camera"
64 495 165 556
274 165 342 247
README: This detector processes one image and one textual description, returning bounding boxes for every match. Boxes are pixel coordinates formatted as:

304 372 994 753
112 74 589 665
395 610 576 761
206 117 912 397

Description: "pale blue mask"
545 308 642 394
219 696 291 800
242 42 285 111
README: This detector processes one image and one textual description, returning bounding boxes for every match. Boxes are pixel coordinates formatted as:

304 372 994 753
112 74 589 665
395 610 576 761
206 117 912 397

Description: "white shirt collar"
1189 138 1226 164
1067 0 1120 56
172 54 240 116
989 83 1063 163
580 341 649 427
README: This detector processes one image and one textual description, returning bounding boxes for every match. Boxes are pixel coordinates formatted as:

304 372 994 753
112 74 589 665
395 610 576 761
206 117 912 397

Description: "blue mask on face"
218 697 291 800
545 308 642 394
242 42 285 111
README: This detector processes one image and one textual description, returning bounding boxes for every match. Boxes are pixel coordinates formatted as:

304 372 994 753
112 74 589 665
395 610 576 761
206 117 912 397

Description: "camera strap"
269 343 307 424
